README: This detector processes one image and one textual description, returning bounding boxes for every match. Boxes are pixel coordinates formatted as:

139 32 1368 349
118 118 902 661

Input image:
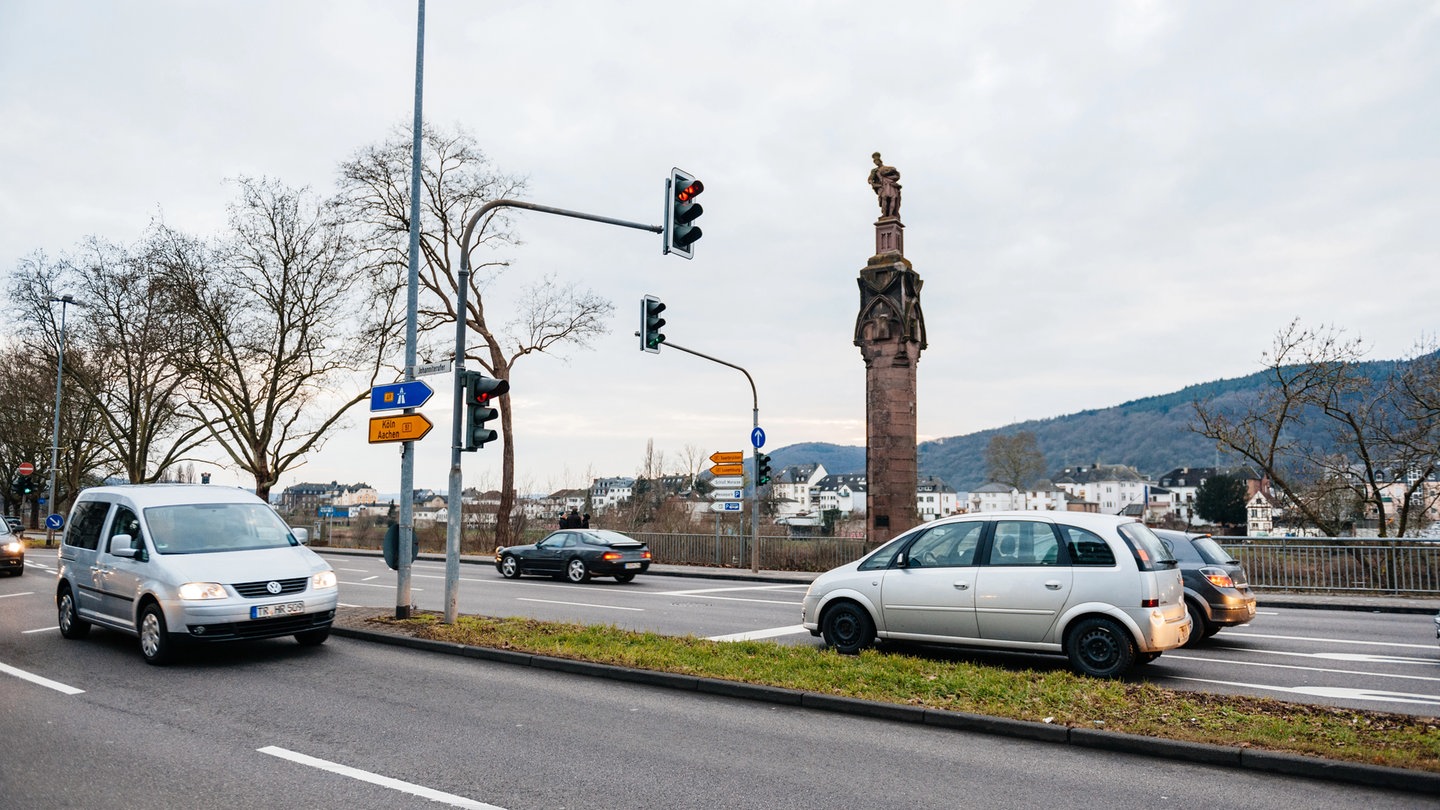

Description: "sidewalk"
319 547 1440 615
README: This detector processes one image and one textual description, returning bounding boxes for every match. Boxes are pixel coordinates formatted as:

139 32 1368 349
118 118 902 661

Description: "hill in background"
766 359 1409 492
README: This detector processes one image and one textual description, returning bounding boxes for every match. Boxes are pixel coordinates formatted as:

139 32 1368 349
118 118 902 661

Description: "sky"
2 2 1438 498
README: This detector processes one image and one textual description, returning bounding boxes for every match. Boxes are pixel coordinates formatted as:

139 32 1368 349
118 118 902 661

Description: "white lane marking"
0 661 84 695
337 567 369 572
707 625 809 642
657 584 810 595
338 580 423 591
1168 676 1440 708
362 576 379 582
258 746 504 809
0 592 35 599
1226 630 1434 650
1165 653 1440 683
516 597 643 612
22 626 59 634
338 602 366 608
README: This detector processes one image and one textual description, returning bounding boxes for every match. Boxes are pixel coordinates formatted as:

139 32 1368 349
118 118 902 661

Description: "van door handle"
953 581 969 590
1044 580 1063 590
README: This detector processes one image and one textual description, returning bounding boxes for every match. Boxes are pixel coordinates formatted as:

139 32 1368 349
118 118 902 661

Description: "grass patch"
366 612 1440 773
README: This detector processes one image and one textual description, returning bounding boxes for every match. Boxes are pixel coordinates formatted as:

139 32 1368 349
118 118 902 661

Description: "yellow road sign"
368 413 434 444
709 451 744 465
709 463 745 477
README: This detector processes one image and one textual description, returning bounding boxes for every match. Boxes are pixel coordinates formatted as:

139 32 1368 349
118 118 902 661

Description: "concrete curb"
331 622 1440 796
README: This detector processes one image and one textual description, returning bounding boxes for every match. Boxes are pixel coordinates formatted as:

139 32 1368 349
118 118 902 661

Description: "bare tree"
159 177 388 500
1193 320 1440 537
336 125 613 546
984 431 1047 492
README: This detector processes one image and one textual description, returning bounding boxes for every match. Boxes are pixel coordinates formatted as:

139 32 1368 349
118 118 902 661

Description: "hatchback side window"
986 520 1060 566
907 522 983 568
64 501 111 551
1057 525 1117 566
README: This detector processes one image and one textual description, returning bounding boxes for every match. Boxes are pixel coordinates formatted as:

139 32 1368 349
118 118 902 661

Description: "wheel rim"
1077 626 1119 669
502 557 517 577
59 594 75 632
829 609 860 646
567 560 586 582
140 611 162 658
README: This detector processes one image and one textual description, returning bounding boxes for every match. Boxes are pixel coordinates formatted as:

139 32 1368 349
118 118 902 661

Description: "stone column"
855 215 926 546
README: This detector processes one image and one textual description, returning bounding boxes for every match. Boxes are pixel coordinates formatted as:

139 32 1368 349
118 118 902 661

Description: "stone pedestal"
854 250 926 546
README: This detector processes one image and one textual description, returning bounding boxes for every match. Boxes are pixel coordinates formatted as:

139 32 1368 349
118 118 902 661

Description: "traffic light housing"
461 370 509 451
641 295 666 353
755 452 772 487
663 167 704 259
17 476 34 496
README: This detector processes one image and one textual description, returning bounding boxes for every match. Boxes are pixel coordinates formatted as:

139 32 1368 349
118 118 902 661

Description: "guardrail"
631 532 1440 596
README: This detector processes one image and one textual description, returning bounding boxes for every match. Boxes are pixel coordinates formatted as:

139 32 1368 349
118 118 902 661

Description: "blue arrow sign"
45 513 64 530
751 426 766 449
370 380 434 412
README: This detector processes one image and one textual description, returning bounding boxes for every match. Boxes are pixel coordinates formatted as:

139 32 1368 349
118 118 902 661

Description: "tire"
1065 617 1136 678
1183 601 1209 648
565 558 591 583
614 573 636 583
295 627 330 647
821 601 875 655
1203 624 1222 639
57 586 90 639
139 603 174 665
499 555 521 579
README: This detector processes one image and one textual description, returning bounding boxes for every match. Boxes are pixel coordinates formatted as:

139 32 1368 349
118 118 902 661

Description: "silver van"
801 511 1190 677
55 484 338 665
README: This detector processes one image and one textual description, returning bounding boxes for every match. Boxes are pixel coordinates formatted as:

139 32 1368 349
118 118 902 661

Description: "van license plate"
253 601 304 619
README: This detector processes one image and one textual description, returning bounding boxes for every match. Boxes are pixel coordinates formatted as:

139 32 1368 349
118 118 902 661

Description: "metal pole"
394 0 425 619
46 295 78 546
644 338 762 572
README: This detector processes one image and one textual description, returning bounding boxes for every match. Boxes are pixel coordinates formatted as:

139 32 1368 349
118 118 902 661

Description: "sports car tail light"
602 552 622 561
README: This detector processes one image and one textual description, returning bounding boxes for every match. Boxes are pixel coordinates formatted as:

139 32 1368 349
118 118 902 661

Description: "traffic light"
461 370 509 451
641 295 666 353
755 452 772 487
17 476 34 496
663 167 704 259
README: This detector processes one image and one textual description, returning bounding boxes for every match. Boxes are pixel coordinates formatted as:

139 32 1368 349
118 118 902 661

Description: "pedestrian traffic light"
663 167 704 259
641 295 666 353
461 370 509 451
755 452 772 487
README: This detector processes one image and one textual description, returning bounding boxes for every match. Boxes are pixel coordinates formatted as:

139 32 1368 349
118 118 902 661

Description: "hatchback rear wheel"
1065 617 1135 678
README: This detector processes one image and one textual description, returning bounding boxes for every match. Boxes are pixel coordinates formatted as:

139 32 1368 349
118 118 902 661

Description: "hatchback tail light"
1140 598 1159 608
1200 566 1236 589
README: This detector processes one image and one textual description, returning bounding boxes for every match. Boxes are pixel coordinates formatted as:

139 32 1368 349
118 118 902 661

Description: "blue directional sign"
45 513 64 530
370 380 434 412
751 426 766 449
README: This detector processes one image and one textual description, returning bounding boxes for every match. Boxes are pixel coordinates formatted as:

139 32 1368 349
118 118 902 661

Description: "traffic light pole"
446 199 663 623
641 338 763 572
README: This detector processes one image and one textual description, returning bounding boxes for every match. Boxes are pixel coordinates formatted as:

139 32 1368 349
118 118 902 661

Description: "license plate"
624 562 642 570
253 601 304 619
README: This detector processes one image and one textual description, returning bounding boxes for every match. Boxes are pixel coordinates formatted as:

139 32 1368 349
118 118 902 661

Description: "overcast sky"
2 2 1437 498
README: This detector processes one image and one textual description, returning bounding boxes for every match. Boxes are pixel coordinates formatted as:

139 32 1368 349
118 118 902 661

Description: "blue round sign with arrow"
45 513 64 531
751 427 766 449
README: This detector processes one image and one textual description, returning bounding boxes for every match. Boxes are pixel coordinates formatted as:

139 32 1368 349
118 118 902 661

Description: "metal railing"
631 532 1440 596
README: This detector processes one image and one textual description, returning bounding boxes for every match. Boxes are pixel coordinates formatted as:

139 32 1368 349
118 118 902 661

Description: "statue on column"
868 152 901 219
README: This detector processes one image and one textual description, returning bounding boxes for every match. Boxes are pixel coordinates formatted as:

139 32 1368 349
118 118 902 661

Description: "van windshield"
145 503 298 554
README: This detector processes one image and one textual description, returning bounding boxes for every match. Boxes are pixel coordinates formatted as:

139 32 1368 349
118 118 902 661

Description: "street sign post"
369 380 434 412
709 451 744 478
368 413 434 444
412 361 453 377
710 501 742 513
751 427 765 449
708 476 744 489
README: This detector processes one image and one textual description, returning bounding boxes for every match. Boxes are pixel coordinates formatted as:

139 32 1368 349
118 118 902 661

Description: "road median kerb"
331 617 1440 796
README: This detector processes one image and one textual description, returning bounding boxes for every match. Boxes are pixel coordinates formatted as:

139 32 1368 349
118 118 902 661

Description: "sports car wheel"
565 558 591 583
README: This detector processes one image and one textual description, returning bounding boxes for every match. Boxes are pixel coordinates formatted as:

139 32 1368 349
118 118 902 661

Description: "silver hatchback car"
56 484 338 665
801 511 1190 677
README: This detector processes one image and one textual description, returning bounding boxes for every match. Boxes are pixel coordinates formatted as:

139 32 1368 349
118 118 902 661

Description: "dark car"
3 515 21 534
1 522 23 576
495 529 652 583
1153 529 1256 647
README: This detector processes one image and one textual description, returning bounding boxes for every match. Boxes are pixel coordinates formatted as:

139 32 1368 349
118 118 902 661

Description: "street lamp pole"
46 294 81 546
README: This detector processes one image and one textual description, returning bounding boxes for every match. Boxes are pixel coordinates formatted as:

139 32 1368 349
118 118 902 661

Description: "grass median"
367 611 1440 773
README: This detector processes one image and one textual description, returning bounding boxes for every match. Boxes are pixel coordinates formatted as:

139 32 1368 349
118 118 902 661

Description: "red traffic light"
676 180 704 203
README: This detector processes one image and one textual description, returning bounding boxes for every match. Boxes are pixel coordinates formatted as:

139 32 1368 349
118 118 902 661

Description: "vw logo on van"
266 581 282 594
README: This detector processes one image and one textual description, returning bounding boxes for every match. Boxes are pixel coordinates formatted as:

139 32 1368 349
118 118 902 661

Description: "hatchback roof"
76 484 266 508
938 510 1141 529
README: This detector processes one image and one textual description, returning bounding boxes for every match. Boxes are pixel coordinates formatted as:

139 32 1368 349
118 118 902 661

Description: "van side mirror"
108 534 137 558
292 527 309 545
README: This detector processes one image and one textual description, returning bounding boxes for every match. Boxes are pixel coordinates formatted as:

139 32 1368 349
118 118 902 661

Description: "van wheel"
1066 617 1135 678
57 587 90 639
295 628 330 646
821 602 875 655
139 603 174 666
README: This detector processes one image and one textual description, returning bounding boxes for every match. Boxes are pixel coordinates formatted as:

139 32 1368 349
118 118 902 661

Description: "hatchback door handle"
1044 580 1063 590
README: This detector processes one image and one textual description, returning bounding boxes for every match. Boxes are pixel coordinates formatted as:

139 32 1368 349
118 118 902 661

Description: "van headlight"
311 570 337 589
178 582 227 600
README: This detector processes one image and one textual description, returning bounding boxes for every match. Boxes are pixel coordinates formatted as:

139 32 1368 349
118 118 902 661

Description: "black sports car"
495 529 652 583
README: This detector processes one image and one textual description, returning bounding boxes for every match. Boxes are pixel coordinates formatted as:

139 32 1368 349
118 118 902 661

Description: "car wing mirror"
108 533 138 558
292 527 310 545
894 552 907 568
